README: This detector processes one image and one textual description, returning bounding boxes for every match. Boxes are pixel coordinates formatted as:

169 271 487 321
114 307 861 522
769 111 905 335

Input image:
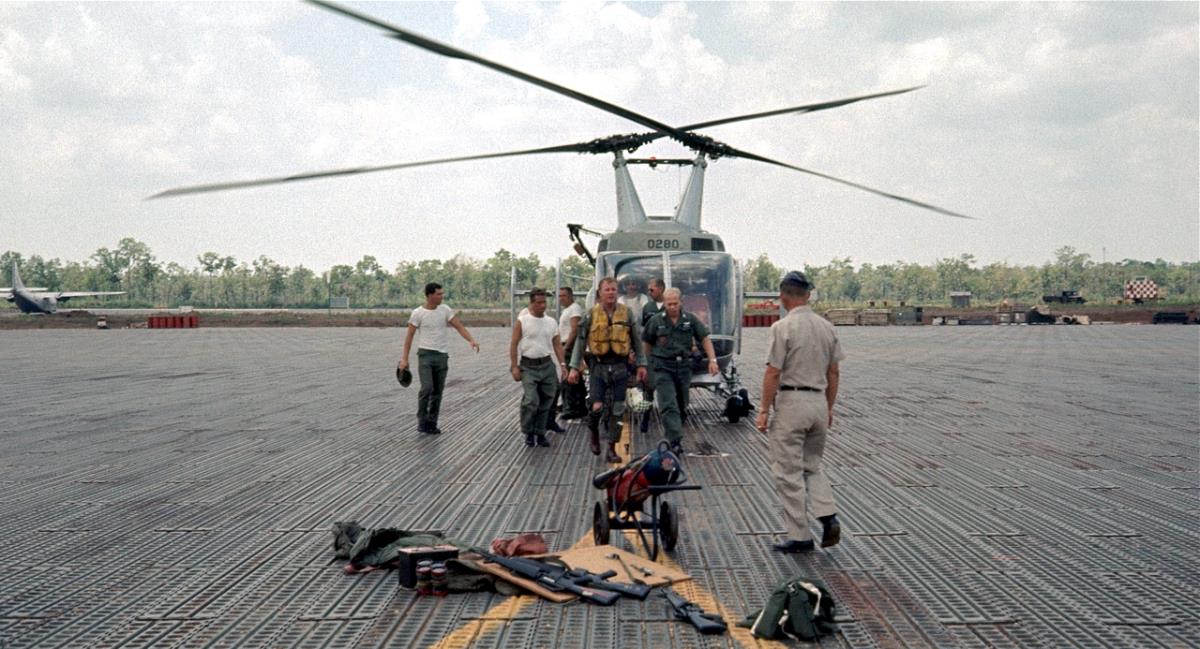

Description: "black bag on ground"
738 577 836 640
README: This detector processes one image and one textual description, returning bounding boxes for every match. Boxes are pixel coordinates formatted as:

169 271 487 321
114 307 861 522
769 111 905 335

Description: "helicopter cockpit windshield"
595 251 738 365
668 253 737 347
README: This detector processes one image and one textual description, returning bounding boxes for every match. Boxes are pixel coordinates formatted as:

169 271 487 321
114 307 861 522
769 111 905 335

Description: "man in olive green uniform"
641 279 666 326
641 288 719 456
568 277 647 462
509 288 567 448
638 279 666 434
755 271 844 554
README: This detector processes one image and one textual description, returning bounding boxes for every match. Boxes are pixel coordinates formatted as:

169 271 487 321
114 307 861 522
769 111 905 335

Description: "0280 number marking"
648 239 681 249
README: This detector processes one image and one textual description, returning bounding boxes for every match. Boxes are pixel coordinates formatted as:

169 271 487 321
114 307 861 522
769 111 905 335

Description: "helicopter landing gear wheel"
659 501 678 552
725 388 752 424
592 501 611 546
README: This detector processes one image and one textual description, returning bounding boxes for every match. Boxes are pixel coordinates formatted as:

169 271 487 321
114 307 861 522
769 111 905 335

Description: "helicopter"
153 0 972 422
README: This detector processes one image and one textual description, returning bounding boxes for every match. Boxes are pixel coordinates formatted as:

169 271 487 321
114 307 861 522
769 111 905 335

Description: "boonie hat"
781 270 812 289
396 366 413 387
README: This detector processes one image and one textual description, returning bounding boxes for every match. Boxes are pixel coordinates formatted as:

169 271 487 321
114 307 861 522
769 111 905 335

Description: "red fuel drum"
148 314 201 328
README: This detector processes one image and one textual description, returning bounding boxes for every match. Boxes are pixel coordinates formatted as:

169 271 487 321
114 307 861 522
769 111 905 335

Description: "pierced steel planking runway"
1 325 1197 648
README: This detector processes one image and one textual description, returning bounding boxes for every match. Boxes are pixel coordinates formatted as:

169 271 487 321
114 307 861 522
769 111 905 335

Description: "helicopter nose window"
595 255 664 310
599 251 736 359
610 260 663 300
683 294 711 326
668 253 737 361
612 265 658 323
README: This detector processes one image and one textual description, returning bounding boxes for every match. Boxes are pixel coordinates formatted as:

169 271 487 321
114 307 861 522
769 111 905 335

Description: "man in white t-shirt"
553 286 587 425
399 282 480 434
618 277 651 329
509 288 567 448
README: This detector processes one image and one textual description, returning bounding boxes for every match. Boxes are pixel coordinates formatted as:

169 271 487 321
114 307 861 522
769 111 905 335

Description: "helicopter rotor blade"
307 0 691 143
148 142 597 199
492 87 928 153
677 86 925 131
723 145 974 220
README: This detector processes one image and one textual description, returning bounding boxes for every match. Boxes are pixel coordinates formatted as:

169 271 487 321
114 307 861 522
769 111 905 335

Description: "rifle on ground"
663 587 728 634
473 549 649 604
565 565 651 600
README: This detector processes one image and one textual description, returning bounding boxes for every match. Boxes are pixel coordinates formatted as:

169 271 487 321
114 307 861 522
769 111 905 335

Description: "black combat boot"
819 514 841 548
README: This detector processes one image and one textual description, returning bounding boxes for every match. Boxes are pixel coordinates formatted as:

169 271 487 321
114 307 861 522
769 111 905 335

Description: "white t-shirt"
518 311 559 359
409 304 455 353
558 302 584 343
618 293 651 328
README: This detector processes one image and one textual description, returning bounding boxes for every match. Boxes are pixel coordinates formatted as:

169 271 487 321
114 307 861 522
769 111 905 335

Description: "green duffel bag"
738 577 837 641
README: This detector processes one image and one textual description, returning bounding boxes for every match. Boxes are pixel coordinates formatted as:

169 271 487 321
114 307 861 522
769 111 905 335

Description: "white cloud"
0 27 32 92
453 0 490 40
0 1 1194 271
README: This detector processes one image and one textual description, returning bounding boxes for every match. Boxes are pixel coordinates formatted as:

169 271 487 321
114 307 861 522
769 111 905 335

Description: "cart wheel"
593 501 611 546
659 501 678 551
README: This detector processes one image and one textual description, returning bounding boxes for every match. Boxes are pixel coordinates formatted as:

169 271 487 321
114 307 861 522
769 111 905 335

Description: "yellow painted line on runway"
426 595 531 649
429 417 785 649
612 418 784 647
646 540 786 649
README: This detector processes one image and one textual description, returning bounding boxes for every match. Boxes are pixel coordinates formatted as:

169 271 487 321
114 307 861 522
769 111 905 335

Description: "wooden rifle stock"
475 550 625 605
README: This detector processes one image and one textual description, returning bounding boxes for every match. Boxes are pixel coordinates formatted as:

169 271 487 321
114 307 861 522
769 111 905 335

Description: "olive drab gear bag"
738 577 837 641
587 303 631 356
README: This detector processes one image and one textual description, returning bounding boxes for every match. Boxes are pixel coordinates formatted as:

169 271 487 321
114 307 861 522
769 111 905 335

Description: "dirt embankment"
0 310 515 330
920 305 1199 325
747 302 1199 325
2 305 1196 330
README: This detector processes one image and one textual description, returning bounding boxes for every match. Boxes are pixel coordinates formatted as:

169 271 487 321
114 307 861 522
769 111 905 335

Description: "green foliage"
3 240 1197 309
754 253 1200 306
744 254 783 291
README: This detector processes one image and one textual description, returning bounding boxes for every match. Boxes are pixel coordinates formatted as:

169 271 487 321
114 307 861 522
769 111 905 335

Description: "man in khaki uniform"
756 271 845 553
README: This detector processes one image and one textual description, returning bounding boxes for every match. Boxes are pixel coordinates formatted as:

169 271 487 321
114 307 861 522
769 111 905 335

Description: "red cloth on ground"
489 533 547 557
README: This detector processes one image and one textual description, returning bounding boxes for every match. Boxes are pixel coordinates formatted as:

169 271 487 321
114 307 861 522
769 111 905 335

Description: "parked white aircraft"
2 264 124 314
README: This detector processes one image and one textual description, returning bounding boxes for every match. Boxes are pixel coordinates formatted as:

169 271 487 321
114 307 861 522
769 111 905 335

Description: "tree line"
744 248 1199 306
3 239 1197 309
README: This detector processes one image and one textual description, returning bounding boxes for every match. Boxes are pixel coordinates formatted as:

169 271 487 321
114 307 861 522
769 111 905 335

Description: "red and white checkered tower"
1124 277 1159 302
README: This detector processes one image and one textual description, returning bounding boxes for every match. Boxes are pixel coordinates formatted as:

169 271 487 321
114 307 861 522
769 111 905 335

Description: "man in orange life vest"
568 277 647 462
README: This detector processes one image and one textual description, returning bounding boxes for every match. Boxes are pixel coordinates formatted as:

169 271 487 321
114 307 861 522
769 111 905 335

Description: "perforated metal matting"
1 326 1196 648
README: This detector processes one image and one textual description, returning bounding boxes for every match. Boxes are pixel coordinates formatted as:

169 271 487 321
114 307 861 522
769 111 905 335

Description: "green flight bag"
738 577 836 641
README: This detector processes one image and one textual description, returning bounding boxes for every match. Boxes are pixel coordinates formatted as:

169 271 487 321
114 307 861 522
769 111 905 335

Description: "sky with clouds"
2 1 1196 272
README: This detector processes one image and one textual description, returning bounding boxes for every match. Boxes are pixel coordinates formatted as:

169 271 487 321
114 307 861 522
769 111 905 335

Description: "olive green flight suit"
638 300 664 432
642 311 709 444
